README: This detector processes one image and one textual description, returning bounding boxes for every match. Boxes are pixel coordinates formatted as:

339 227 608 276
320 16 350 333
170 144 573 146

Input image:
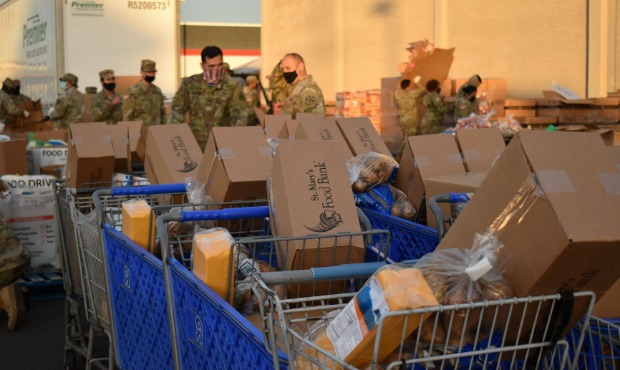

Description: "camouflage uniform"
282 75 325 118
421 91 447 135
10 80 33 107
50 86 85 129
0 90 23 127
122 81 166 126
456 75 482 98
394 87 425 137
243 86 259 107
454 96 479 122
268 62 289 108
0 213 30 288
170 73 250 149
90 91 123 124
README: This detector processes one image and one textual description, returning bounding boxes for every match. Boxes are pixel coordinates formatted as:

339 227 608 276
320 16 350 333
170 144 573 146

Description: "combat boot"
0 283 26 330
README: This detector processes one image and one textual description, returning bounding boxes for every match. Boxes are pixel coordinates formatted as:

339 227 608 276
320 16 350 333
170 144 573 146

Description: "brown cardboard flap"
264 116 288 139
295 119 353 161
407 48 455 89
285 119 299 139
144 123 202 184
409 134 466 178
455 128 505 172
336 117 392 157
107 124 129 160
70 122 116 158
295 112 326 123
254 107 266 127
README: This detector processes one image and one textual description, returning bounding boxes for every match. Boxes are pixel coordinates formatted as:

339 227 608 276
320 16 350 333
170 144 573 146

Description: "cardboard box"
135 121 148 162
381 77 400 115
594 278 620 318
455 128 505 172
24 129 70 176
143 123 202 185
295 112 327 123
336 117 392 158
535 99 561 117
395 134 466 212
504 99 537 118
264 114 290 139
117 121 143 170
106 124 130 173
268 140 364 296
285 119 299 139
439 131 620 304
66 123 116 188
0 138 28 175
253 106 266 127
16 100 45 126
196 126 272 202
295 119 354 162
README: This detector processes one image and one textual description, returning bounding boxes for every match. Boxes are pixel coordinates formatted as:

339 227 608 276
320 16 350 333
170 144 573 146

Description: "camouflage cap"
141 59 157 72
13 79 21 87
99 69 115 79
59 73 78 85
2 77 13 87
246 75 258 84
85 86 98 94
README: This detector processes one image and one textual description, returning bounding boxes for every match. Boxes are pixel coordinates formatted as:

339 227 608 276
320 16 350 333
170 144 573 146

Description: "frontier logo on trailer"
70 0 105 17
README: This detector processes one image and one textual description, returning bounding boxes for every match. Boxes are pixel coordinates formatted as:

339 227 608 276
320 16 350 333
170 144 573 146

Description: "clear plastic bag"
347 152 399 193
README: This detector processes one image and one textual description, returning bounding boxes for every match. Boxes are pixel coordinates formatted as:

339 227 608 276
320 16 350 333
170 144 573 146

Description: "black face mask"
469 96 476 102
103 82 116 91
283 71 297 85
13 87 20 95
437 88 441 94
144 75 156 83
1 84 9 93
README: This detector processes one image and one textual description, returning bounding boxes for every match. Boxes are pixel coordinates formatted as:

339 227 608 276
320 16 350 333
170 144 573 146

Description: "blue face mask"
60 81 67 91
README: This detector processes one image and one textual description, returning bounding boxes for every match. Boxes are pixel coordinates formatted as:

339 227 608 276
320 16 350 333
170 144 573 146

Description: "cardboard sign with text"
66 123 116 188
144 124 202 185
197 126 273 203
268 140 364 297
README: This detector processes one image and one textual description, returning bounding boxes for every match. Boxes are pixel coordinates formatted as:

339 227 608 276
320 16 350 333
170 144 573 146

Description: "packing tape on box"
598 173 620 195
414 156 429 168
258 146 272 158
217 148 235 160
100 134 112 143
461 149 481 163
448 153 465 165
534 170 577 194
489 177 541 235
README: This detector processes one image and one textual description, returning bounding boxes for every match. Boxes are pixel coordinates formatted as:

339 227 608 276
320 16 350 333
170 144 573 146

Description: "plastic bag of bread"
390 186 415 220
354 184 416 221
297 265 438 369
414 232 513 348
347 152 399 193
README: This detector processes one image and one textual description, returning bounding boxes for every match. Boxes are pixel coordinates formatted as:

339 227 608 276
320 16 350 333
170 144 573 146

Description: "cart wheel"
63 348 77 370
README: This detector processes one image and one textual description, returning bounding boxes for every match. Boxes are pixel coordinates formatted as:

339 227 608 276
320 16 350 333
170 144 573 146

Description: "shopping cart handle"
110 183 187 196
180 206 270 222
311 262 386 280
449 192 471 203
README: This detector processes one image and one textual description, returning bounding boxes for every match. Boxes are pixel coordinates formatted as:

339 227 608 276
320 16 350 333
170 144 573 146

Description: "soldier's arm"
2 95 24 116
227 84 250 126
160 93 167 124
435 96 448 114
49 97 67 120
169 80 188 123
122 93 135 121
89 96 109 122
298 86 325 114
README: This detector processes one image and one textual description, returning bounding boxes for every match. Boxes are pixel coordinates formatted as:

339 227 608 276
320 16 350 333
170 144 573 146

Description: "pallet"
16 272 65 302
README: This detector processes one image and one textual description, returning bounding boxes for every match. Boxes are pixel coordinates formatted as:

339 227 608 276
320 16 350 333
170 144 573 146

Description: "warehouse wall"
262 0 615 101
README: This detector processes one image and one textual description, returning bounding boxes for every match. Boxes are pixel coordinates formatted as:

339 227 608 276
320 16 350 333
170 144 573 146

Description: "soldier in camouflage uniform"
90 69 123 124
0 78 29 127
267 60 289 110
50 73 85 129
170 46 250 149
454 84 479 122
456 74 482 98
244 75 260 108
394 79 425 138
0 179 30 330
9 80 34 107
279 53 325 118
421 79 448 135
123 60 166 126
